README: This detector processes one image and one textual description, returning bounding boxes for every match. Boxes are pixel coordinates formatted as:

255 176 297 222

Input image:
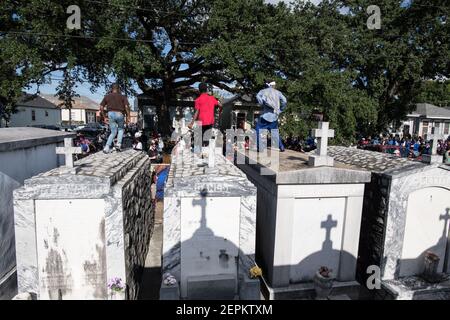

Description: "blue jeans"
256 117 285 151
106 111 124 148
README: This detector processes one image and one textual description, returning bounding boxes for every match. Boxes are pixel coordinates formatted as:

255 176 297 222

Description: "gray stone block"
328 294 351 300
187 275 236 300
0 268 18 300
159 282 180 300
239 275 260 300
12 292 33 300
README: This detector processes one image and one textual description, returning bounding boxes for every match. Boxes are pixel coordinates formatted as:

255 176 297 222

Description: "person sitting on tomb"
157 134 165 152
255 79 287 152
148 140 159 162
412 140 421 157
188 82 222 147
133 131 143 151
445 144 450 165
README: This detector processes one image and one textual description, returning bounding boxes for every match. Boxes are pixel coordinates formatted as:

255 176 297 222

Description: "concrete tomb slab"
0 127 74 299
236 147 371 300
327 146 450 300
161 142 259 300
13 149 154 299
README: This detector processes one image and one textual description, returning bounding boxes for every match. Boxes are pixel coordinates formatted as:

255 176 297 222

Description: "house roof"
17 93 58 110
223 94 257 106
409 103 450 119
136 94 195 102
136 94 195 107
40 94 100 111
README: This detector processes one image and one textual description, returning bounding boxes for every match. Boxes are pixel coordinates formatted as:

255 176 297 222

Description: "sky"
27 73 110 105
266 0 321 4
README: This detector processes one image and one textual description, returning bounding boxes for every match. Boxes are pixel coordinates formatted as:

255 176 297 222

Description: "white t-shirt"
134 142 143 150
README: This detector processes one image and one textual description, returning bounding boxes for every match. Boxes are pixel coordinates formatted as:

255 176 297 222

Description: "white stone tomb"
13 149 153 300
236 127 371 299
160 142 259 300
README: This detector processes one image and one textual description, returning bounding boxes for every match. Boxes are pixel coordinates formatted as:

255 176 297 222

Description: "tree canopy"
415 80 450 107
1 0 449 142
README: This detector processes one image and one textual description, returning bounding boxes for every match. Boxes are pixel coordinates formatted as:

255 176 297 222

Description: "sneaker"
116 144 122 152
103 146 111 154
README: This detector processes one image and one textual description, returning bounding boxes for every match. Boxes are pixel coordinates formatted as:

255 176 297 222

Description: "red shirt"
195 93 219 126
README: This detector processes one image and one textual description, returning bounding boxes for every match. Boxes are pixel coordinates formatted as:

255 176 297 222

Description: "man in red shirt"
188 83 222 145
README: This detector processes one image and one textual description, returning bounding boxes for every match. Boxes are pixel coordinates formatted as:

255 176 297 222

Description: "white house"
221 94 260 131
41 94 100 125
398 103 450 139
135 94 195 130
4 94 61 128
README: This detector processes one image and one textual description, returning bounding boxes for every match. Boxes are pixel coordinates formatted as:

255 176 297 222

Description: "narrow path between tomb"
139 223 163 300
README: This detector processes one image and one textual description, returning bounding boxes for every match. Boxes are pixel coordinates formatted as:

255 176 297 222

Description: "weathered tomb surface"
236 149 371 300
13 149 154 300
161 143 259 300
0 127 74 300
327 146 450 300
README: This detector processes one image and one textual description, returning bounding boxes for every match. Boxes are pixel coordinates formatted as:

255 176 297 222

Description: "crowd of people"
132 130 165 163
282 132 450 165
283 135 317 153
357 133 450 162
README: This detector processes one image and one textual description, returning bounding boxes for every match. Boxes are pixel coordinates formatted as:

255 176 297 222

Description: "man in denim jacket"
256 80 287 152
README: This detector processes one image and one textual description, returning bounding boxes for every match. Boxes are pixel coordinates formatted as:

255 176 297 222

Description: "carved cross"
312 122 335 157
56 138 82 168
428 132 446 156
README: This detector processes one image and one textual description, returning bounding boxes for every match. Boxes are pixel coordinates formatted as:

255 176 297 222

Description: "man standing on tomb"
188 82 222 146
100 83 131 153
256 79 287 152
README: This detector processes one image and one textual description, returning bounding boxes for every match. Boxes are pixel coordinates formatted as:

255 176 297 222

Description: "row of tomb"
10 123 450 300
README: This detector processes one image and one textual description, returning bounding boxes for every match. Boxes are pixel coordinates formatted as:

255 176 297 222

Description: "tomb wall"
13 150 154 299
327 146 450 286
0 127 74 300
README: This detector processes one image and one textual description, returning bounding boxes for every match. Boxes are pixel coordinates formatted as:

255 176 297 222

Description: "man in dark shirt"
100 83 131 153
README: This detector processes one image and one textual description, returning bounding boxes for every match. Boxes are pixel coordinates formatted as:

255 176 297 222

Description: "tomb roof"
238 149 371 184
165 148 257 197
0 127 75 152
327 146 427 174
27 149 146 186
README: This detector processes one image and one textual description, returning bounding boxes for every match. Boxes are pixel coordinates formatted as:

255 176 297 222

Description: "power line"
80 0 212 16
1 30 446 60
409 3 450 10
0 30 204 45
80 0 450 13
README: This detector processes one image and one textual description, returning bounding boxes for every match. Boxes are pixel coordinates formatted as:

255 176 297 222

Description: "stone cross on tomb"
208 138 215 168
56 138 82 169
321 214 337 251
308 122 335 167
430 133 446 155
422 132 446 164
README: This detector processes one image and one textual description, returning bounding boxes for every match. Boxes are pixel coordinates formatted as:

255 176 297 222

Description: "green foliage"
56 69 80 126
415 80 450 107
0 0 448 141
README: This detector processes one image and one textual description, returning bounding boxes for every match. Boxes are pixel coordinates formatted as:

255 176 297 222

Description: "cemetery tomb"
13 148 154 300
0 127 74 299
160 140 259 300
328 146 450 300
236 131 371 299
